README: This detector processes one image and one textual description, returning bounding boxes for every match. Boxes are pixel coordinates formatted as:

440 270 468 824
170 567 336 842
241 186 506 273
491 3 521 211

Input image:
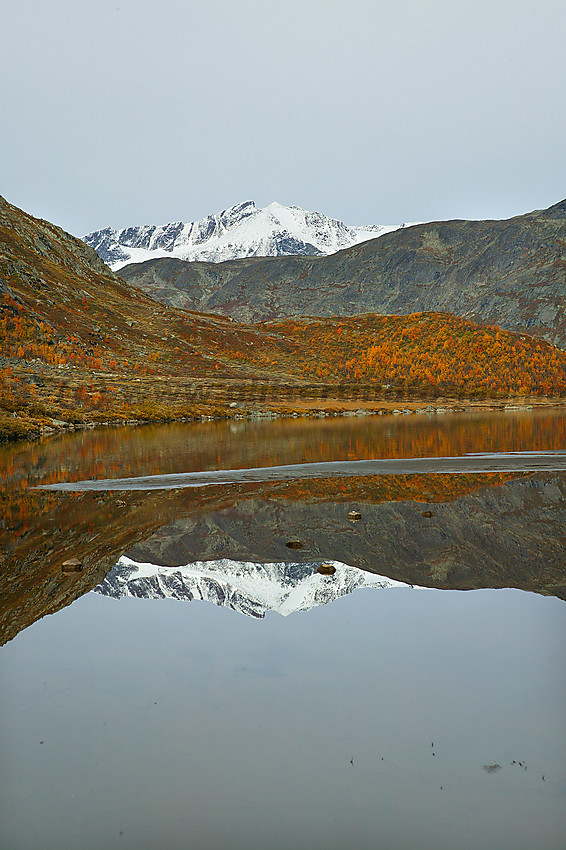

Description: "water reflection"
1 412 565 645
123 471 566 600
96 556 416 617
3 408 566 487
2 586 565 850
34 450 566 490
1 413 566 849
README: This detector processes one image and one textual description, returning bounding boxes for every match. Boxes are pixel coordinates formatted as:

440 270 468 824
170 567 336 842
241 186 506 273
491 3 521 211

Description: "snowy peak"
83 202 403 270
94 557 415 618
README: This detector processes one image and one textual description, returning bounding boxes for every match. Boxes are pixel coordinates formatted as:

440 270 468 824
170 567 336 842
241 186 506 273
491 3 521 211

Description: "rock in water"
61 558 83 574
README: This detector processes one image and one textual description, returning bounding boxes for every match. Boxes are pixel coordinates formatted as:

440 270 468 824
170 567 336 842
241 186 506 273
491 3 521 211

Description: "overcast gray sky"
1 0 565 236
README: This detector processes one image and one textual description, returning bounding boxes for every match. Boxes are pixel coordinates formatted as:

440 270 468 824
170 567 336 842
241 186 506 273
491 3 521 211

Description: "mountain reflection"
1 412 565 644
97 557 414 618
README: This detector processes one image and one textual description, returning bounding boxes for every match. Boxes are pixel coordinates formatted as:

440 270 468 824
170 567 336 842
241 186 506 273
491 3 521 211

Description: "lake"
1 410 565 849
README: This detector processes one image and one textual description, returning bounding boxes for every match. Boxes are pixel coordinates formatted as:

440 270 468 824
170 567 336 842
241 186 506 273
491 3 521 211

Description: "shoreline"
2 395 565 445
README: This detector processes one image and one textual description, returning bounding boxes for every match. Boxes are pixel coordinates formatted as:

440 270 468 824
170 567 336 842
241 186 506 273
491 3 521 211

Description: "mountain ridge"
84 200 403 269
117 200 566 347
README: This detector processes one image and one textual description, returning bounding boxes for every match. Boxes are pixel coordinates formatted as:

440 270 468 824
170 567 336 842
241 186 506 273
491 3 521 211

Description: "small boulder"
317 563 336 576
61 558 83 574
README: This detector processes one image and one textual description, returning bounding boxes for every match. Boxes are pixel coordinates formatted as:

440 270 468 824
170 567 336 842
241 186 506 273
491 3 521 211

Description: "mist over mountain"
84 201 402 270
117 200 566 347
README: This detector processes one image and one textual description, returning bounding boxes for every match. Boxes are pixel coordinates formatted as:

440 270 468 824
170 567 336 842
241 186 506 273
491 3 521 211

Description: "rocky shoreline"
9 395 564 442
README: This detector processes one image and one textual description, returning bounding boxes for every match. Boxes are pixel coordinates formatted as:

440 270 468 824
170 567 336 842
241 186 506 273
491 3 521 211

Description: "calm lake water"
1 411 565 849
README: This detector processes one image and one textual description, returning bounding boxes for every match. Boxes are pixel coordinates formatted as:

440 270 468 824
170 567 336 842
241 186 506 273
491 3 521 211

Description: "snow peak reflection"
95 557 415 618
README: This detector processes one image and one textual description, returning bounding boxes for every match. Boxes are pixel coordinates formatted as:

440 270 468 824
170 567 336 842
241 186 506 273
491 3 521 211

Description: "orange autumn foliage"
255 313 566 396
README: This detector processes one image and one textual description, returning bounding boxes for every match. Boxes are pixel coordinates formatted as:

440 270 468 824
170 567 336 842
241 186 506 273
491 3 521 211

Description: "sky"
1 0 565 236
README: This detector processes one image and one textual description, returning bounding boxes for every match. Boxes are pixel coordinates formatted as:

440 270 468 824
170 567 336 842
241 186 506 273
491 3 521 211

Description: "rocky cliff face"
118 200 566 347
84 201 401 270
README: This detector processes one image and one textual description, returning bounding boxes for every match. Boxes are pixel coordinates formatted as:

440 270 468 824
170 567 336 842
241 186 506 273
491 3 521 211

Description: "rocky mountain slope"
96 556 412 618
0 192 255 381
0 194 317 436
84 200 402 270
118 200 566 347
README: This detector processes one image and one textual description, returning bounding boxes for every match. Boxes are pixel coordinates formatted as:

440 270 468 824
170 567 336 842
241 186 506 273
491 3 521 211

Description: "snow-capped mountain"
83 201 404 270
95 556 416 618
